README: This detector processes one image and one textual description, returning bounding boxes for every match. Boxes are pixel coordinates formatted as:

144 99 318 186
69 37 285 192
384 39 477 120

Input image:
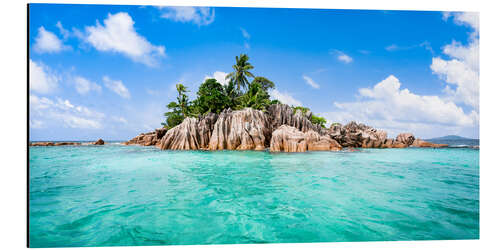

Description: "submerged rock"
208 108 271 150
270 125 342 152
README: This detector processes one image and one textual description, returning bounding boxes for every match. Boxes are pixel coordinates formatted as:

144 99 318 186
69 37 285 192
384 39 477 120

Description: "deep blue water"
29 145 479 247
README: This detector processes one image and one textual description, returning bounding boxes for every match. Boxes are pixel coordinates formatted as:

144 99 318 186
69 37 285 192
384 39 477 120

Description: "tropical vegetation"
163 53 327 129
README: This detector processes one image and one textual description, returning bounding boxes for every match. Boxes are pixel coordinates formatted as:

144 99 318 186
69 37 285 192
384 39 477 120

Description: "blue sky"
29 4 479 140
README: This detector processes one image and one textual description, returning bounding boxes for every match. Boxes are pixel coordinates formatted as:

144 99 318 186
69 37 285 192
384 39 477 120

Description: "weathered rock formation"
270 125 342 152
396 133 415 146
125 104 449 152
411 139 448 148
124 128 167 146
158 113 218 150
208 108 271 150
267 104 323 133
330 121 387 148
93 139 105 145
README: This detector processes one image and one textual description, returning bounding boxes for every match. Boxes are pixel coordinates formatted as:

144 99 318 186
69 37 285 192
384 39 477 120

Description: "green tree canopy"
251 76 275 91
192 78 230 114
311 115 327 128
236 81 272 110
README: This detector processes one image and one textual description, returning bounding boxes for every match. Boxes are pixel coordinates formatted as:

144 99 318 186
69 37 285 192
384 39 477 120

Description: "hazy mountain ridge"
427 135 476 140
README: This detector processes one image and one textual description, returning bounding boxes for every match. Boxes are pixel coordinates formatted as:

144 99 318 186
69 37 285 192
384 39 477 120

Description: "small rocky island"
124 103 447 152
31 54 448 151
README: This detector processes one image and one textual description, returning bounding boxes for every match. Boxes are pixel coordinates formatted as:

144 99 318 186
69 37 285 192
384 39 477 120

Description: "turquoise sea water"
29 144 479 247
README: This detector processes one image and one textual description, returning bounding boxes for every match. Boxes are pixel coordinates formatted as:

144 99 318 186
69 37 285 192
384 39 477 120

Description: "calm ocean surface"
29 144 479 247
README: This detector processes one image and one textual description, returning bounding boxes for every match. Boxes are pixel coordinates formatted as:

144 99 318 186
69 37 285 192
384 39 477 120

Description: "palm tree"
223 79 240 109
175 83 190 118
226 54 255 91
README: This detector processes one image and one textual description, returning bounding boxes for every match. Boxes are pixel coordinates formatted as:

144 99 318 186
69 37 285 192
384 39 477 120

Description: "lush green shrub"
192 78 230 114
311 115 327 128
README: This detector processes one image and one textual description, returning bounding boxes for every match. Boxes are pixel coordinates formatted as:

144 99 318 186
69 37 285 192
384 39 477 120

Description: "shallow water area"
29 144 479 247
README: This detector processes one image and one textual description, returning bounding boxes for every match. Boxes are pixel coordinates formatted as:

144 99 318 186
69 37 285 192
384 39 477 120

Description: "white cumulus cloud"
303 75 320 89
33 26 69 53
29 60 60 94
84 12 166 67
56 21 70 39
159 6 215 26
322 75 478 138
205 71 229 85
431 12 479 110
30 95 104 129
74 76 102 95
103 76 131 99
269 89 302 107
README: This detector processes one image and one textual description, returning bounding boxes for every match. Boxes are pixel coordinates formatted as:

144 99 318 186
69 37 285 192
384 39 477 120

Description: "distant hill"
425 135 479 147
427 135 474 140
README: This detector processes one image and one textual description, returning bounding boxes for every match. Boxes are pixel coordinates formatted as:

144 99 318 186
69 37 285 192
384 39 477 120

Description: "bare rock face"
208 108 271 150
270 125 342 152
332 121 388 148
381 138 394 148
391 141 408 148
267 104 322 133
124 128 167 146
270 125 307 152
396 133 416 146
197 113 218 149
158 113 218 150
158 118 200 150
93 139 105 145
411 139 448 148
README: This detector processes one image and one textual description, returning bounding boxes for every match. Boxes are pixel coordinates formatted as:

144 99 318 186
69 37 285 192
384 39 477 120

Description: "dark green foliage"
270 99 281 105
223 79 241 110
292 106 310 115
251 76 275 91
236 81 272 110
193 78 230 114
311 115 327 128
